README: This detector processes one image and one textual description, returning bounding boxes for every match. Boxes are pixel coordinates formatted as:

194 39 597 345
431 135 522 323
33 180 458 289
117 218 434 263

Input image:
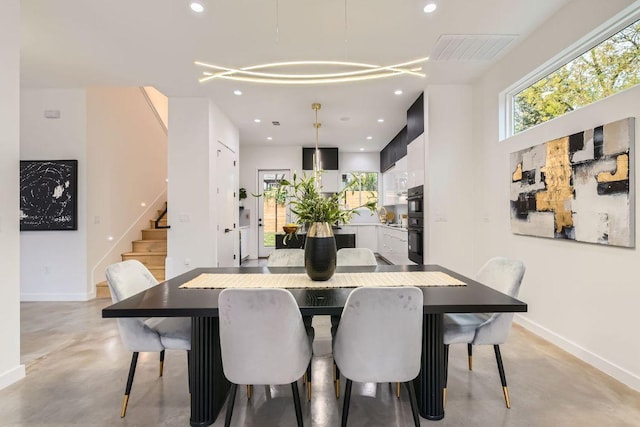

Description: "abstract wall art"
510 117 635 247
20 160 78 231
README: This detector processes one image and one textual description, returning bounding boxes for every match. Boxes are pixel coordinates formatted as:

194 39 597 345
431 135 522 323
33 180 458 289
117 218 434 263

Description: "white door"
258 170 290 258
216 142 237 267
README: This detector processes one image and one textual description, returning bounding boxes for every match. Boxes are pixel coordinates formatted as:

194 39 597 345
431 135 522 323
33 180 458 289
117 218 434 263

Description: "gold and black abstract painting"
510 117 634 247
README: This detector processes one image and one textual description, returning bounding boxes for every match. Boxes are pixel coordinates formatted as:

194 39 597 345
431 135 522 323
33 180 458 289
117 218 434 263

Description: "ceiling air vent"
272 121 280 126
431 34 518 61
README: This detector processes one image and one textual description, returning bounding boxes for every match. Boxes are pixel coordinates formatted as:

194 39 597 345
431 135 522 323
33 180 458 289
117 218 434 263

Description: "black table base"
414 313 445 420
190 317 230 427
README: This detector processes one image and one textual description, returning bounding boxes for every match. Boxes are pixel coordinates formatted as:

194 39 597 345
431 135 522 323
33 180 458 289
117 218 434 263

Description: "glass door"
258 170 290 258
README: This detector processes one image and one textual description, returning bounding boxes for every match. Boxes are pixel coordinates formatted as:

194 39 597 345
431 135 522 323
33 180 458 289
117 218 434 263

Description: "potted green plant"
274 171 377 280
238 187 247 208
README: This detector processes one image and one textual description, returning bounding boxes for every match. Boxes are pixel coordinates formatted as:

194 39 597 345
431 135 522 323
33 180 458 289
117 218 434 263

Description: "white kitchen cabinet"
356 225 378 252
407 134 425 188
376 226 412 265
319 170 340 193
382 157 408 206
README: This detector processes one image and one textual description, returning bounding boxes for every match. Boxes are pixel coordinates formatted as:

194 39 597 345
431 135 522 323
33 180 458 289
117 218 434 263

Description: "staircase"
95 205 168 299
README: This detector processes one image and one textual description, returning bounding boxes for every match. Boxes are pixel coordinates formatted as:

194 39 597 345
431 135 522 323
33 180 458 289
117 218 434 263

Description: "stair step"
150 218 168 229
148 267 166 281
121 252 167 267
96 281 111 299
142 228 167 240
132 239 167 252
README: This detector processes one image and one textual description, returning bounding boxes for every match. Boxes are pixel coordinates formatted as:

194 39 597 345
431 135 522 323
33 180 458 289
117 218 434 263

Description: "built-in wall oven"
407 185 424 264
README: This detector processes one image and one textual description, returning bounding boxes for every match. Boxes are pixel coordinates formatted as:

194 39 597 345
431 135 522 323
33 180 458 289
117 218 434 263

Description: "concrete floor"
1 299 640 426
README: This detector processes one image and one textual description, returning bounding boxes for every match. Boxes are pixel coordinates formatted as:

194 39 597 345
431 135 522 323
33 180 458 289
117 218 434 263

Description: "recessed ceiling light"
190 1 204 13
377 118 384 123
423 3 437 13
340 117 350 122
254 119 261 123
267 137 273 140
233 89 242 96
360 148 365 151
366 136 373 140
394 89 403 95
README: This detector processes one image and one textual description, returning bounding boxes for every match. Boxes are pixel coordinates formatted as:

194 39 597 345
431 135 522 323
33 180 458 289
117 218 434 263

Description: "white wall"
341 152 379 172
20 89 88 301
467 0 640 390
166 98 239 278
87 87 168 291
424 85 476 276
0 0 25 389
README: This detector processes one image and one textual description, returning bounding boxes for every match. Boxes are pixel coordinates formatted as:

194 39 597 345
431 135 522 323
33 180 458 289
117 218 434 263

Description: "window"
341 172 378 209
508 12 640 136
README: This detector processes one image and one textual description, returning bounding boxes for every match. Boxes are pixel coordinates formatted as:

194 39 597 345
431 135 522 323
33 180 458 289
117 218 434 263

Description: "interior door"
216 141 237 267
258 170 290 258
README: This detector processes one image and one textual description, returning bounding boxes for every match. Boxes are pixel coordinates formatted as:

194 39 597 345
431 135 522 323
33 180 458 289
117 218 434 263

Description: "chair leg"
494 345 511 409
341 379 353 427
291 381 304 427
224 383 238 427
443 344 449 407
306 360 312 401
468 343 473 370
187 350 192 394
405 381 421 427
159 349 165 377
334 363 341 399
121 352 139 418
396 382 401 398
247 384 252 400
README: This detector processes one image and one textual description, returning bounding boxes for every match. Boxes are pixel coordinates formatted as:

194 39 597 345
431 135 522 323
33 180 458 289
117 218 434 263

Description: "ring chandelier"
194 57 428 85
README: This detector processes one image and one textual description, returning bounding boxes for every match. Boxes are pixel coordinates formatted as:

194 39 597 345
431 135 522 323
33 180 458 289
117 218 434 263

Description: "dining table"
102 263 527 427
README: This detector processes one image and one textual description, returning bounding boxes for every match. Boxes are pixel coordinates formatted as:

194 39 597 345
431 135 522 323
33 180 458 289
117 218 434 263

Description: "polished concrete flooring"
2 297 640 426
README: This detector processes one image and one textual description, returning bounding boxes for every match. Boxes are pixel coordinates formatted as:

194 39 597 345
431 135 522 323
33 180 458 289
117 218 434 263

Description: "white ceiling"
20 0 569 152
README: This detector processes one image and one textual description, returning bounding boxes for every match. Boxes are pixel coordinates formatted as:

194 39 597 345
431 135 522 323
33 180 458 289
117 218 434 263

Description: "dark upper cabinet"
407 93 424 143
380 126 407 172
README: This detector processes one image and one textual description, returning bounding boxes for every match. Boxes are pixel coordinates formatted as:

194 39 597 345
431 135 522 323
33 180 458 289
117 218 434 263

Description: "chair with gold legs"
105 260 191 417
443 257 526 408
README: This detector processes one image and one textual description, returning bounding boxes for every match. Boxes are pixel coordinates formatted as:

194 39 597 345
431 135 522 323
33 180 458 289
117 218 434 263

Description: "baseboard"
0 365 25 390
515 314 640 392
21 292 92 302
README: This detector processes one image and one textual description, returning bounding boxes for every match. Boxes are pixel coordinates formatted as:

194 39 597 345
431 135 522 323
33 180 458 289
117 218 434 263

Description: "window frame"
500 3 640 140
340 171 379 209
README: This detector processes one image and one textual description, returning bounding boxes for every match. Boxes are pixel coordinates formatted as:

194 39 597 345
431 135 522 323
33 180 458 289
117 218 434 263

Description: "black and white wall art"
20 160 78 231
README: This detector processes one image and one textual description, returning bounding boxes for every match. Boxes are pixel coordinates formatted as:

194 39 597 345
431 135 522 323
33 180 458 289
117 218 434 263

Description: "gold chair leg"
159 349 165 377
468 355 473 371
503 386 511 409
120 395 130 418
396 382 401 398
247 384 252 400
335 378 340 399
443 388 447 408
307 381 312 401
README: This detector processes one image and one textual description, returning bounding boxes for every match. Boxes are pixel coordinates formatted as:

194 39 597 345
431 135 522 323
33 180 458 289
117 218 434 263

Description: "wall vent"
431 34 518 61
272 121 280 126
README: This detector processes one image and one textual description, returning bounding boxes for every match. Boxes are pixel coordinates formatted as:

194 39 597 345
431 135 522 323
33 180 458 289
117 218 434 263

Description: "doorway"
216 141 237 267
257 170 290 258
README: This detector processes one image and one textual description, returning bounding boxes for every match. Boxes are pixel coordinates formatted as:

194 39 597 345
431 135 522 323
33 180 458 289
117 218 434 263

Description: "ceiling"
20 0 569 152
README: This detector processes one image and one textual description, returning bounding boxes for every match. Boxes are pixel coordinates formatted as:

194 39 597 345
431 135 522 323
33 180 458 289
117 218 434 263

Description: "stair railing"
155 206 170 229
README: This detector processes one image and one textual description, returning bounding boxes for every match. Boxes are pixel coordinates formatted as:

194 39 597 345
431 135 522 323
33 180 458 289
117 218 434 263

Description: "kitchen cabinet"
319 170 339 193
380 126 407 172
407 93 424 143
377 226 412 265
382 157 408 206
407 134 425 188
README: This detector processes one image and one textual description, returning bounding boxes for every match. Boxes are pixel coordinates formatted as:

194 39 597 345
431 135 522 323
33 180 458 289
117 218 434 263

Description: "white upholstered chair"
336 248 377 267
105 260 191 417
443 257 526 408
333 287 423 427
267 249 305 267
218 288 313 427
332 247 378 398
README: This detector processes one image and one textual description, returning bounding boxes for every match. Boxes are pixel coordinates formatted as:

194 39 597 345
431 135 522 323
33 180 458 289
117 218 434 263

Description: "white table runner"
179 271 465 289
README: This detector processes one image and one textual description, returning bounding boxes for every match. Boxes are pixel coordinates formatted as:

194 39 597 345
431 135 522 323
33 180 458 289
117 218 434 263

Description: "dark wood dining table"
102 264 527 426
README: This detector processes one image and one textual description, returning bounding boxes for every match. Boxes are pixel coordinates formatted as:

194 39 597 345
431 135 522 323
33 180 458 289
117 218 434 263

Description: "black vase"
304 222 337 281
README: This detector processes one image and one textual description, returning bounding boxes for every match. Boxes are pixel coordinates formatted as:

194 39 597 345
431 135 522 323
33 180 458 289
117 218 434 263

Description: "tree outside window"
513 19 640 134
341 172 378 209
